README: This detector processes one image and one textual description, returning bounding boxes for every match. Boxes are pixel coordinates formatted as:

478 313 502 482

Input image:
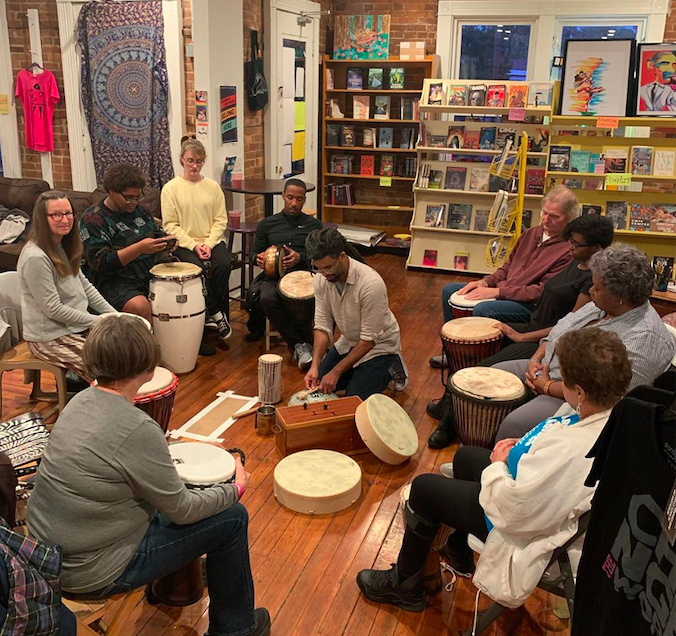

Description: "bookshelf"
547 115 676 263
320 54 438 251
407 79 556 274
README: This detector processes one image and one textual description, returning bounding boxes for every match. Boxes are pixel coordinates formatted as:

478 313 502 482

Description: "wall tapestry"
333 15 390 60
77 0 173 187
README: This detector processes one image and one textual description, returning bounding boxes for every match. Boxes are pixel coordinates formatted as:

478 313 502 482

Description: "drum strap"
404 500 440 541
152 309 207 322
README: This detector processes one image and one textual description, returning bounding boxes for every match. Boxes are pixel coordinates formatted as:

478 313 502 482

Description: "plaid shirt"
0 520 61 635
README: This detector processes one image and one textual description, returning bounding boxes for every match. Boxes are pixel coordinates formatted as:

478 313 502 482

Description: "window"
560 24 639 54
459 24 532 80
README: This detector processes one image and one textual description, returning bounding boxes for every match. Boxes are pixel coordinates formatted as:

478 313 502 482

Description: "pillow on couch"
0 178 50 217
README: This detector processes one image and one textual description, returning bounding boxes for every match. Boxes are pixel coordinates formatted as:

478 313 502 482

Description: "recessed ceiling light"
497 29 503 32
601 36 608 39
608 29 616 33
505 30 512 34
497 24 503 27
503 37 509 40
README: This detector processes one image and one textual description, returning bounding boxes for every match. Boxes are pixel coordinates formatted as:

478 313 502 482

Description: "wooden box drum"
355 394 418 465
449 291 496 319
263 245 286 280
274 449 362 514
258 354 283 404
134 366 179 433
440 317 503 375
149 262 206 374
278 270 315 324
449 367 527 448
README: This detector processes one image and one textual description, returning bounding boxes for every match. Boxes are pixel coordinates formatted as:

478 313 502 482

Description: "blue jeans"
441 282 535 324
104 506 255 636
318 346 396 400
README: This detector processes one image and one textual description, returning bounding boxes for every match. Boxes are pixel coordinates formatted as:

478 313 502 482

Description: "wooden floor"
3 254 571 636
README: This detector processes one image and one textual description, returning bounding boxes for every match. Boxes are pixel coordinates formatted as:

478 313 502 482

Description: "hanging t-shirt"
15 69 60 152
572 380 676 636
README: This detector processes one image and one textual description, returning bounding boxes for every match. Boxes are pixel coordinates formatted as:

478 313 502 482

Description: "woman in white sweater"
17 191 116 381
357 327 632 611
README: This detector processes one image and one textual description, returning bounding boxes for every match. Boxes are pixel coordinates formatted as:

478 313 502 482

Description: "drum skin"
278 271 315 324
449 291 496 319
440 317 503 373
134 367 179 433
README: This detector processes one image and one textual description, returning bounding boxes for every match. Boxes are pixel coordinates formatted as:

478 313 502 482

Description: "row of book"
325 183 355 206
422 124 549 153
327 124 418 149
327 97 420 121
427 82 553 108
423 250 469 270
548 145 676 177
582 202 676 233
331 67 407 91
423 203 534 232
330 154 417 178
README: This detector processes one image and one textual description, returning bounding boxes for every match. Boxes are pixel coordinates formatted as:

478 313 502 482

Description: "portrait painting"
636 42 676 115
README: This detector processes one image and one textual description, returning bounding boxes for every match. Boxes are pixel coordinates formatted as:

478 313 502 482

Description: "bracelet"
543 380 554 396
234 483 244 500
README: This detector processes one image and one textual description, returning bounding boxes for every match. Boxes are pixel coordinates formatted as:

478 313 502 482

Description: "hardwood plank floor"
4 254 571 636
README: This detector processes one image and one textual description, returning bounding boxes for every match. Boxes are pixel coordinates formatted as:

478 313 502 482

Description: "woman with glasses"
161 138 232 340
17 191 116 381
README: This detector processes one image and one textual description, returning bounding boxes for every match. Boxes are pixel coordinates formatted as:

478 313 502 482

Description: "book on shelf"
427 133 448 148
325 183 355 206
428 82 444 105
496 127 516 150
340 125 356 147
367 68 384 89
401 98 419 120
448 85 467 106
582 204 602 216
650 203 676 233
558 129 580 137
525 168 545 195
479 127 496 150
444 166 467 191
605 201 628 230
362 127 376 148
373 95 390 119
347 68 363 90
653 149 676 177
531 128 550 152
495 138 514 175
446 204 472 230
360 155 375 176
488 190 510 230
521 209 533 229
631 146 653 175
653 256 674 292
380 155 394 177
389 67 404 89
468 84 487 106
528 82 553 107
447 125 465 149
469 167 490 192
425 204 446 227
328 99 344 118
428 169 443 189
630 204 651 231
423 249 438 267
326 123 341 146
403 157 418 178
465 130 480 149
489 173 507 193
590 153 605 174
378 127 393 149
400 127 416 149
548 145 572 172
507 84 528 108
453 252 469 270
329 154 354 174
326 69 334 90
473 208 490 232
487 85 506 108
604 148 629 174
335 223 386 247
353 95 370 120
417 163 431 188
570 150 591 174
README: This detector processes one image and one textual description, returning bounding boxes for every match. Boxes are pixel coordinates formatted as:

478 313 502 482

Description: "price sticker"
508 107 526 122
379 176 392 187
597 117 620 129
605 173 631 187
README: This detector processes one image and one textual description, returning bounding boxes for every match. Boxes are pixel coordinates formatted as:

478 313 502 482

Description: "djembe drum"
278 271 315 325
440 317 503 379
449 291 496 319
134 367 179 433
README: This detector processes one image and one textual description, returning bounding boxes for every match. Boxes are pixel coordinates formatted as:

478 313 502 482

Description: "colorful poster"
195 90 208 124
636 43 676 115
219 86 237 144
283 39 306 177
333 15 391 60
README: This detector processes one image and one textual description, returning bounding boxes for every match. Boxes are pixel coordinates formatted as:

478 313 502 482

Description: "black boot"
356 564 426 612
428 411 457 449
426 388 453 420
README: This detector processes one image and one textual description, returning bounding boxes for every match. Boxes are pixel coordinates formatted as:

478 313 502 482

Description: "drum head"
136 367 176 398
441 317 501 341
449 291 496 309
259 353 283 364
287 390 339 406
150 262 202 280
169 442 235 485
118 312 152 332
279 271 315 300
451 367 525 401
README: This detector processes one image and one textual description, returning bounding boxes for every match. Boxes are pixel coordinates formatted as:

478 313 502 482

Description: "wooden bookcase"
548 115 676 262
320 55 437 249
407 79 555 274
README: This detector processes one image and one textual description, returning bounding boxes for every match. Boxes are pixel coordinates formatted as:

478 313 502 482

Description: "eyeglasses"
118 190 144 203
184 158 205 166
569 239 592 249
314 261 339 275
47 211 75 221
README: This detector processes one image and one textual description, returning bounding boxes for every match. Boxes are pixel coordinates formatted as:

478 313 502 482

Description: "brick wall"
665 0 676 41
183 0 195 136
6 0 72 188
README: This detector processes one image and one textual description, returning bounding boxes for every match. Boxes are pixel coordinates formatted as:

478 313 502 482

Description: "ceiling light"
503 37 509 40
505 30 512 34
608 29 616 33
497 29 503 32
497 24 503 27
601 36 608 39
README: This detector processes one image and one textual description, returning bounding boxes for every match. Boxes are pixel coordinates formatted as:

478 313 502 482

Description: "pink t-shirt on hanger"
15 69 60 152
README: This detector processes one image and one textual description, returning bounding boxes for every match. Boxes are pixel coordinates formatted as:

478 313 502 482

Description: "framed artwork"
333 15 391 60
636 42 676 116
559 39 636 117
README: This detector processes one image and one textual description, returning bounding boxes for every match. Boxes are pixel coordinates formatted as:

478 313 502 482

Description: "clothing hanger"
26 62 43 71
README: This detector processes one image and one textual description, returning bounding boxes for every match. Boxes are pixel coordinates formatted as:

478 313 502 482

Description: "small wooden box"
275 396 367 457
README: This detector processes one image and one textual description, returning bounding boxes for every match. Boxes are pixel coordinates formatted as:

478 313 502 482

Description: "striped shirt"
542 301 675 390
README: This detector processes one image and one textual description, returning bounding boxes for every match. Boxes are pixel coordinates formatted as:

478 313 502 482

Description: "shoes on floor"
209 312 232 340
428 354 448 369
294 342 313 371
356 564 426 612
244 331 264 342
205 608 270 636
427 414 457 449
199 341 217 356
426 389 454 420
439 462 454 479
389 354 410 391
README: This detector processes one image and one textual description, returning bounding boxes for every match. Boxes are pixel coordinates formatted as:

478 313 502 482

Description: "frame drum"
440 317 503 377
449 291 496 319
278 271 315 325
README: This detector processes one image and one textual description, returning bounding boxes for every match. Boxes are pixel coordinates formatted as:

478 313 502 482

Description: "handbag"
245 30 269 111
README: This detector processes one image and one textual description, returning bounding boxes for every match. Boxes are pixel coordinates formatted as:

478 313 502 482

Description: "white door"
265 0 320 211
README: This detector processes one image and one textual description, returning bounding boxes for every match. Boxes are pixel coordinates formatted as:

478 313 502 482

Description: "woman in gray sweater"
17 191 116 381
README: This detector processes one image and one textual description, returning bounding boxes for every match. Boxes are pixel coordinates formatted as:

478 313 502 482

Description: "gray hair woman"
490 243 675 441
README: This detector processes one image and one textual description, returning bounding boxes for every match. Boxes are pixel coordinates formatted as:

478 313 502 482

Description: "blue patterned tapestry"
78 0 173 188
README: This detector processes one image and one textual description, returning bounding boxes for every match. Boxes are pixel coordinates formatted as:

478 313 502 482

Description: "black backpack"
245 31 269 111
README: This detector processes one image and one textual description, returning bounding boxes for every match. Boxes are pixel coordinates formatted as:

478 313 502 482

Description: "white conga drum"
355 394 418 465
449 367 527 448
440 317 503 374
149 262 206 374
278 271 315 325
258 354 283 404
134 366 179 433
449 291 496 319
274 449 362 514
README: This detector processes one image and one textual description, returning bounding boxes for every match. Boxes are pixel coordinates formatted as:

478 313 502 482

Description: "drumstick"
232 404 261 420
294 388 320 401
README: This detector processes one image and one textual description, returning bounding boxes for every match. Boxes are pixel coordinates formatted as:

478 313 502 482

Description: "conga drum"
449 367 527 448
278 271 315 325
258 354 283 404
263 245 286 280
440 317 503 377
449 291 496 319
151 443 243 606
134 367 179 432
149 262 206 374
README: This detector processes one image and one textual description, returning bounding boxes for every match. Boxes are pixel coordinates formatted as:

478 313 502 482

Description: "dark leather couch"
0 177 161 272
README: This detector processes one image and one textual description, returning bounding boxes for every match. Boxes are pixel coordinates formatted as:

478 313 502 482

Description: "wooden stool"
265 318 281 351
68 587 145 636
226 221 258 308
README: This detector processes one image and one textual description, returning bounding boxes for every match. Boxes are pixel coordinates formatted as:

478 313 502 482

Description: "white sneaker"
294 343 313 371
440 463 454 479
390 354 409 391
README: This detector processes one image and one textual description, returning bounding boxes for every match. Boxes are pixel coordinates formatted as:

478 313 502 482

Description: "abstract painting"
636 42 676 116
560 39 636 117
333 15 390 60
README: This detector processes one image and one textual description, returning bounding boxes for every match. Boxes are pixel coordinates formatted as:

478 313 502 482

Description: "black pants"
175 243 232 318
398 446 491 579
477 341 539 367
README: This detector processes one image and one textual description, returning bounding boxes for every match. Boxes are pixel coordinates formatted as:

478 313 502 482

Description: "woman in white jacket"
357 327 632 612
